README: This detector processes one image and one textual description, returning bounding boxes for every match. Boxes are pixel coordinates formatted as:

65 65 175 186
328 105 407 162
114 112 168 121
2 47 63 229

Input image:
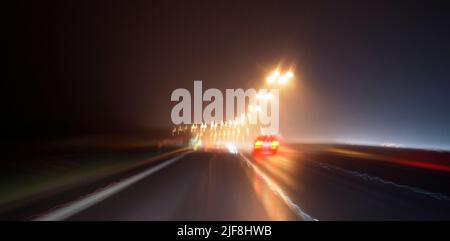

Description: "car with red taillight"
252 135 279 155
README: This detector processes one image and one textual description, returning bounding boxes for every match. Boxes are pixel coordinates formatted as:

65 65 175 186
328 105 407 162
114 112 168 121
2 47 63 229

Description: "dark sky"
6 0 450 149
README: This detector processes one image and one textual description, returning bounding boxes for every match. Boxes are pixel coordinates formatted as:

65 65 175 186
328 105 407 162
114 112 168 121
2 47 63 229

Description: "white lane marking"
313 160 450 201
239 153 318 221
34 153 188 221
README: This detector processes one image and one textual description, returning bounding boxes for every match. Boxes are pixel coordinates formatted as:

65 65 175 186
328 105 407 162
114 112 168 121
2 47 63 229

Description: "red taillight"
254 140 263 149
270 141 279 149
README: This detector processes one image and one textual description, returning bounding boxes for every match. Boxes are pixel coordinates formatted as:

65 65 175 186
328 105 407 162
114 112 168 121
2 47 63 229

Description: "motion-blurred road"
3 145 450 221
29 145 450 221
65 152 300 221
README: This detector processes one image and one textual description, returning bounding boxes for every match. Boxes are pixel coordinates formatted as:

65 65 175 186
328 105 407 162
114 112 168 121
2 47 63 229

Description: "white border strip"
239 153 318 221
34 153 188 221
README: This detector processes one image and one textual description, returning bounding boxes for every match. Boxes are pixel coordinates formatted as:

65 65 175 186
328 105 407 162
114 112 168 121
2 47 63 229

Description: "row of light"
172 66 294 148
173 113 251 135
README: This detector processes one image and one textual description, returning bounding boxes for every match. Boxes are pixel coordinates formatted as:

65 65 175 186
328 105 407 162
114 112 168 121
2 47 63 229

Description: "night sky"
6 1 450 149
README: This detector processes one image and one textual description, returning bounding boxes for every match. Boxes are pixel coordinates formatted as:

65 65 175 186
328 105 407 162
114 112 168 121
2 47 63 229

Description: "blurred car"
252 135 279 155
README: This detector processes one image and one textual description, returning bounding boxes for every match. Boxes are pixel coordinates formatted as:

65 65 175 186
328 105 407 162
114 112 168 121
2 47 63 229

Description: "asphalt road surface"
64 152 300 221
12 146 450 221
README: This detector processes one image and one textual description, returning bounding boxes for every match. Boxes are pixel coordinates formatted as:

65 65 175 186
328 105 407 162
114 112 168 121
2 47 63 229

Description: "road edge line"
239 152 318 221
34 152 189 221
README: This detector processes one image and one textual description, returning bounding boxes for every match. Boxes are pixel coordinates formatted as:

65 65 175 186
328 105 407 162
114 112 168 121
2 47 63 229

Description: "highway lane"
30 147 450 221
245 147 450 220
64 152 300 221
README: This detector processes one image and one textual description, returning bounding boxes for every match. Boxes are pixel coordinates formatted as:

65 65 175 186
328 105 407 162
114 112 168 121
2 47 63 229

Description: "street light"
266 70 294 86
266 71 281 84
